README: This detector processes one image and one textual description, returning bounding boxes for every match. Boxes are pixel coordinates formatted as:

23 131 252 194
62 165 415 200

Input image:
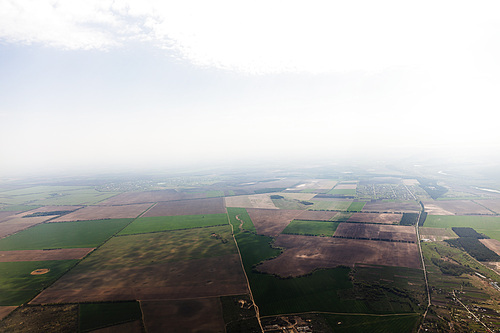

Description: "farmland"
2 165 500 332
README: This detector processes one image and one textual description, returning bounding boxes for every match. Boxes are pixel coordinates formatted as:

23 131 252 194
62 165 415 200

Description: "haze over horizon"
1 1 499 176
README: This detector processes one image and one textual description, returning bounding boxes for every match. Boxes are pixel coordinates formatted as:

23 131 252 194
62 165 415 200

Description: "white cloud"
1 0 499 74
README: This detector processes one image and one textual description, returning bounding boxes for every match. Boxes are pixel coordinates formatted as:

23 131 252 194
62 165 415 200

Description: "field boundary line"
260 311 420 318
226 211 264 333
136 202 157 218
416 210 431 333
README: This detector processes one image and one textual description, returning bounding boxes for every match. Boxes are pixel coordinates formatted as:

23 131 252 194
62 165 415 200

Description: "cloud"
1 0 499 74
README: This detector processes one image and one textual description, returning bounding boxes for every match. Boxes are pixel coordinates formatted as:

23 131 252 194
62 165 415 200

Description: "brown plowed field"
25 206 83 213
475 199 500 214
422 200 492 215
0 215 58 239
361 200 420 213
143 198 225 217
141 298 225 333
347 212 402 224
256 234 421 277
0 306 17 321
0 211 20 223
480 239 500 256
246 209 303 236
335 183 357 190
0 248 94 262
297 210 338 221
334 223 417 242
31 254 247 304
98 190 206 205
224 194 278 209
50 203 151 222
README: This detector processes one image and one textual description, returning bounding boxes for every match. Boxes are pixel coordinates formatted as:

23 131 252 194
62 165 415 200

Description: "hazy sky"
1 1 499 175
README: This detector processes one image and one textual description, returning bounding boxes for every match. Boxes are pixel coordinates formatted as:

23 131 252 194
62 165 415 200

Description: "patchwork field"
256 234 421 277
0 214 58 239
334 223 417 243
119 213 228 234
423 200 493 215
246 208 303 236
419 227 458 241
141 298 225 333
224 193 278 209
0 219 132 250
361 200 420 213
51 203 151 222
0 248 94 262
347 212 402 224
143 197 225 217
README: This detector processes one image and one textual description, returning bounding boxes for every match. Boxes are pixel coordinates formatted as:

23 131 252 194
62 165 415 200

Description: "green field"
282 220 339 237
0 219 132 251
0 186 119 205
78 225 237 270
308 200 352 211
347 201 366 212
326 188 357 196
227 207 257 233
119 213 228 235
79 302 142 332
424 215 500 241
0 260 78 305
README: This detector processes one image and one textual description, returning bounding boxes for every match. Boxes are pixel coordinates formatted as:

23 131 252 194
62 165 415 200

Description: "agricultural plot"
31 225 246 303
346 201 366 212
321 313 420 333
424 215 500 241
284 179 337 193
50 203 151 222
226 207 256 233
0 260 78 305
422 199 493 215
282 220 339 237
141 298 225 333
0 304 78 332
79 301 142 332
31 254 247 304
98 189 206 205
256 234 421 277
480 239 500 256
0 186 119 206
143 197 225 217
0 214 58 239
224 193 278 209
475 199 500 214
334 223 417 243
361 200 420 213
307 198 352 211
347 212 402 224
246 208 303 236
296 210 338 221
0 219 132 250
0 307 16 321
119 213 228 235
0 248 94 262
419 227 458 241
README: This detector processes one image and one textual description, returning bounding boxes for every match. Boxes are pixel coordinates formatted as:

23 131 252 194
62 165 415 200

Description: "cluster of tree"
399 213 419 226
418 211 427 226
298 200 314 206
23 210 74 218
430 257 474 276
417 178 448 199
445 237 500 262
270 195 284 199
451 227 488 239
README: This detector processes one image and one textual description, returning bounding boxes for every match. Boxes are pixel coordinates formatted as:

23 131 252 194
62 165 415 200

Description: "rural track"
227 212 264 333
415 211 431 333
452 290 493 332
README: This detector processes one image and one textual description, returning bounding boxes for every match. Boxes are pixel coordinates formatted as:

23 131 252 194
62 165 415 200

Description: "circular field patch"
30 268 50 275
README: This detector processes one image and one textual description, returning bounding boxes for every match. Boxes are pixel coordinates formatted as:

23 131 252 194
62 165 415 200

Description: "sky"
1 0 500 176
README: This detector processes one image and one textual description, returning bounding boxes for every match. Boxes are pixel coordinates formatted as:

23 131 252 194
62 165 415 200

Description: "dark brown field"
51 203 152 222
0 307 16 321
91 320 143 333
246 208 303 236
0 248 94 262
0 304 78 332
334 223 417 242
143 197 225 217
361 200 420 213
98 190 206 205
347 212 402 224
256 234 421 277
31 254 247 304
141 298 225 333
297 210 338 221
